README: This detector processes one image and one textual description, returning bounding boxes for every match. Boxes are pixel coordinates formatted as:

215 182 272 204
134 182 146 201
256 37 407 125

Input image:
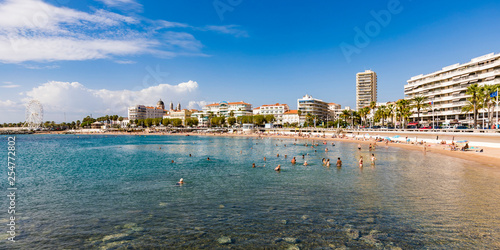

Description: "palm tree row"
462 83 499 128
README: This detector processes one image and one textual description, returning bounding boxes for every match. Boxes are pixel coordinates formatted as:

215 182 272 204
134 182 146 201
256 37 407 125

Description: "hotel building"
254 103 290 124
356 70 377 110
328 103 342 122
282 110 300 125
202 101 253 117
297 95 329 124
404 53 500 126
128 99 166 120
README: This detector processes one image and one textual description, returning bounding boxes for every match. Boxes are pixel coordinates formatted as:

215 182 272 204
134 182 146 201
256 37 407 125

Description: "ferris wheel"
24 100 44 130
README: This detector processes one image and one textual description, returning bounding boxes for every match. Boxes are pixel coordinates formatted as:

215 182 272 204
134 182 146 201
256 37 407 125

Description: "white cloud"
96 0 143 11
203 25 248 37
1 82 20 88
187 101 209 110
17 80 200 120
0 0 203 63
0 100 17 108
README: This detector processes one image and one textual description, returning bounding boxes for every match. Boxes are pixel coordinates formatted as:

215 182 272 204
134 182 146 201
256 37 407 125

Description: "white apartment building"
128 99 167 121
165 109 193 126
253 107 260 115
255 103 290 124
282 110 300 125
404 53 500 126
356 70 377 110
328 103 342 121
297 95 329 124
202 101 253 117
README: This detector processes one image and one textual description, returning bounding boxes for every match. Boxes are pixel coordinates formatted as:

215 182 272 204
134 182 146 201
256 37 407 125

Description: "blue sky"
1 0 500 122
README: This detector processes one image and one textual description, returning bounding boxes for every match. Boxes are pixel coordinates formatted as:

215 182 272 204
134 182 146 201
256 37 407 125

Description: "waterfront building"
356 70 377 110
202 101 252 117
282 110 300 125
167 109 193 126
328 103 342 122
176 102 181 111
169 101 174 111
253 107 260 115
254 103 290 124
191 111 209 127
128 99 167 121
297 95 329 124
404 52 500 127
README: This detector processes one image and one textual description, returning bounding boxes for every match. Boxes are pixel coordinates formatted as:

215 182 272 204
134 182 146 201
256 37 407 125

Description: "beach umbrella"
393 135 400 138
383 137 391 140
456 140 468 143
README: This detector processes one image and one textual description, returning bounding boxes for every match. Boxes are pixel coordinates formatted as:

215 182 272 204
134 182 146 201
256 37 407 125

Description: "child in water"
359 156 363 167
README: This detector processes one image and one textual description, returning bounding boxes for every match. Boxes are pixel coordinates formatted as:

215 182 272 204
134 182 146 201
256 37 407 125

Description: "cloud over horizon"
0 80 210 123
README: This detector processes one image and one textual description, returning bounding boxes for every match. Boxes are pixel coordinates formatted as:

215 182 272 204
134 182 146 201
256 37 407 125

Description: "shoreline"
20 130 500 169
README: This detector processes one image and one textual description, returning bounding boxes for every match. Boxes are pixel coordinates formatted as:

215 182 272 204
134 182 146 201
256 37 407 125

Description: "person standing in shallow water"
359 156 363 168
291 157 296 164
336 157 342 167
370 154 376 165
358 144 361 150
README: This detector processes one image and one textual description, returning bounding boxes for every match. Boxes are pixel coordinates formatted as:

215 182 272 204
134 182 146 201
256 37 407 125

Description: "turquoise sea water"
1 134 500 249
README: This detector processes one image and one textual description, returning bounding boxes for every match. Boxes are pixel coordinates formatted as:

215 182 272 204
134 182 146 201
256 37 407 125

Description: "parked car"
420 126 432 129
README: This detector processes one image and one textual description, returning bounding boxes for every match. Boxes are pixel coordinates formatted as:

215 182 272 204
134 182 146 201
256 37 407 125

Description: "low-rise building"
165 109 193 126
283 110 300 125
254 103 290 124
202 101 253 117
128 99 167 120
297 95 329 124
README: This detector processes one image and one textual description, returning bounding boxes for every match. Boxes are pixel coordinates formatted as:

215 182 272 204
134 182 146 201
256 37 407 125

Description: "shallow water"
1 134 499 249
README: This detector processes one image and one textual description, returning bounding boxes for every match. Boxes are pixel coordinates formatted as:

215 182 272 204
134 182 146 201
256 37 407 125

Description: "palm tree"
375 105 386 126
340 110 350 127
396 99 411 128
358 107 370 127
369 101 377 127
387 103 395 126
481 84 499 128
462 84 481 128
412 95 429 126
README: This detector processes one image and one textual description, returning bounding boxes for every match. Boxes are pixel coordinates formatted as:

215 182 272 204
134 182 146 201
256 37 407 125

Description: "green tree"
227 117 236 126
358 107 370 127
412 95 429 126
264 115 276 123
172 119 183 127
253 115 265 126
462 83 482 128
162 118 171 126
144 118 153 127
396 99 412 128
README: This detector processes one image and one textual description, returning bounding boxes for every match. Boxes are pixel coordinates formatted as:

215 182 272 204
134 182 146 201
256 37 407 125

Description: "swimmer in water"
322 158 326 165
325 148 328 152
171 160 174 163
302 154 305 159
291 157 296 164
371 154 376 164
274 164 281 171
177 178 184 185
252 163 256 168
359 156 363 167
264 157 266 161
303 161 308 166
358 144 361 150
326 159 331 167
277 153 279 157
207 157 210 161
189 154 192 157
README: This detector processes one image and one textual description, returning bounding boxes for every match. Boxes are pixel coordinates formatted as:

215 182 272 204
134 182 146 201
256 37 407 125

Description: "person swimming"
291 157 296 164
207 157 210 161
189 154 192 157
274 164 281 171
171 160 175 163
264 157 266 161
336 157 342 167
358 144 361 150
177 178 184 185
277 153 279 157
325 148 328 152
252 163 256 168
322 158 326 165
303 161 308 166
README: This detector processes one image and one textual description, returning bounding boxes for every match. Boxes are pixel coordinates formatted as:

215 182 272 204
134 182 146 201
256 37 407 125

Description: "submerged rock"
123 223 137 229
343 225 360 240
217 236 233 244
301 215 310 220
287 245 300 250
281 219 288 225
219 204 225 209
283 237 300 244
102 233 129 242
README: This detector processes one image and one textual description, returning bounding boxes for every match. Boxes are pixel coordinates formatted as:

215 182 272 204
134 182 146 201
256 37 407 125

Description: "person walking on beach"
336 157 342 167
359 156 363 168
